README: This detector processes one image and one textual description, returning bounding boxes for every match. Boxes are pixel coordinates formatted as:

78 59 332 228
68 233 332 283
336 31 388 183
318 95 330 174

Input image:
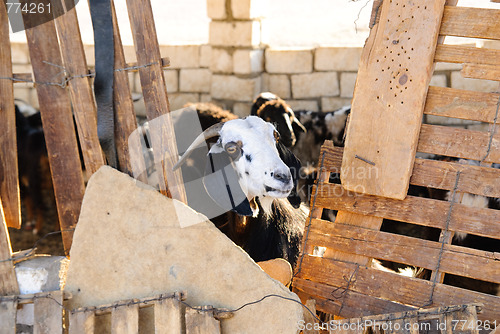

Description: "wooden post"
69 310 96 334
23 12 86 255
34 291 64 334
125 0 187 203
110 0 147 181
185 306 221 334
53 0 105 177
0 299 17 334
154 296 184 334
0 1 21 229
0 200 19 296
111 302 140 334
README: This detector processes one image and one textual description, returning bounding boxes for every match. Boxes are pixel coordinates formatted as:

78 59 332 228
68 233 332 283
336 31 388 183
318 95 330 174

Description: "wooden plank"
69 310 96 334
424 86 500 123
0 200 19 296
434 44 500 66
111 1 145 180
0 1 21 229
341 0 446 199
293 278 416 319
314 183 500 239
298 256 500 321
111 303 139 334
34 291 63 334
306 219 499 283
125 0 187 203
185 307 221 334
315 144 500 198
324 212 383 265
440 6 500 40
418 124 500 164
462 63 500 82
411 158 500 198
11 58 170 84
23 13 86 254
154 297 183 334
327 303 481 333
303 299 319 334
53 2 105 176
0 299 17 334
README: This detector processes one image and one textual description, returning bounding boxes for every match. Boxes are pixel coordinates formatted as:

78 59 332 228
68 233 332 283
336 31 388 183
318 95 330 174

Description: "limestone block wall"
10 39 499 130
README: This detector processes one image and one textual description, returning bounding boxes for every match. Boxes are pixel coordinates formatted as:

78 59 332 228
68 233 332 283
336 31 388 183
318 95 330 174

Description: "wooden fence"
293 0 500 324
0 0 186 255
0 291 227 334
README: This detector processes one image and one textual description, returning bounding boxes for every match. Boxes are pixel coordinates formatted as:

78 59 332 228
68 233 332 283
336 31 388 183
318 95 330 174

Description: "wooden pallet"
304 302 484 334
293 0 500 324
0 0 187 254
0 291 224 334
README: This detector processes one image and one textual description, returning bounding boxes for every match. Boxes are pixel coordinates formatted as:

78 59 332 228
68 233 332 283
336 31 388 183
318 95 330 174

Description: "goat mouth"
264 185 291 196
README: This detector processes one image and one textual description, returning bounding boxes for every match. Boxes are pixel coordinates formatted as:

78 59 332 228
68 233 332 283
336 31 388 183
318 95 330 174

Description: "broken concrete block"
64 166 303 333
15 255 68 295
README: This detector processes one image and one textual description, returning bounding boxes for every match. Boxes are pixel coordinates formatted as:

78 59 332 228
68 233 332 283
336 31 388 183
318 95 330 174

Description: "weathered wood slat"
410 158 500 198
126 0 187 203
69 310 96 334
154 297 183 334
342 0 446 199
302 299 319 334
110 1 145 180
324 303 481 334
418 124 500 164
424 86 500 123
440 6 500 40
326 212 383 265
298 256 499 321
23 13 86 254
0 201 19 296
34 291 63 334
0 2 21 229
317 144 500 198
0 299 17 334
294 278 416 319
53 2 105 177
11 58 170 84
306 219 499 283
185 307 221 334
434 44 500 65
313 183 500 239
111 303 139 334
461 63 500 82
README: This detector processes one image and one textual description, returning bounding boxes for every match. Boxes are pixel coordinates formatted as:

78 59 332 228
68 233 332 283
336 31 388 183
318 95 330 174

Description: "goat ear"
292 118 307 133
276 141 302 208
203 150 254 216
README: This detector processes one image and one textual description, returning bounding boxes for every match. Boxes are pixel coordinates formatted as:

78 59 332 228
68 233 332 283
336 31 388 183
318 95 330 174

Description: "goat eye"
273 130 280 141
225 142 241 156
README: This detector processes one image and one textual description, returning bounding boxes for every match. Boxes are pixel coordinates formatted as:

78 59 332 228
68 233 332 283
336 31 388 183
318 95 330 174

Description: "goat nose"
273 171 291 184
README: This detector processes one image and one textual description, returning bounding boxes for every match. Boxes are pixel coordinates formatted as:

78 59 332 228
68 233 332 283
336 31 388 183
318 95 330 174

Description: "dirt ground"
8 187 66 257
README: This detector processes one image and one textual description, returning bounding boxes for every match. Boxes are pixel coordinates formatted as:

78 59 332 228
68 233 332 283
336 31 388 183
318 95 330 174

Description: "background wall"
9 0 500 131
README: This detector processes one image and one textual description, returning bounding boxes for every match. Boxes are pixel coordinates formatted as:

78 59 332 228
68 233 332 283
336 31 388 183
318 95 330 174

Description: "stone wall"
10 0 500 132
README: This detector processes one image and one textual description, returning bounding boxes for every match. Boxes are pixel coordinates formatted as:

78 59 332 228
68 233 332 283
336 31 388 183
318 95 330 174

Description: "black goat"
15 102 53 234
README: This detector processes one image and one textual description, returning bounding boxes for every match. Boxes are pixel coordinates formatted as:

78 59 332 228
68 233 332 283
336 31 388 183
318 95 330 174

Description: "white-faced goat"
174 116 307 268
